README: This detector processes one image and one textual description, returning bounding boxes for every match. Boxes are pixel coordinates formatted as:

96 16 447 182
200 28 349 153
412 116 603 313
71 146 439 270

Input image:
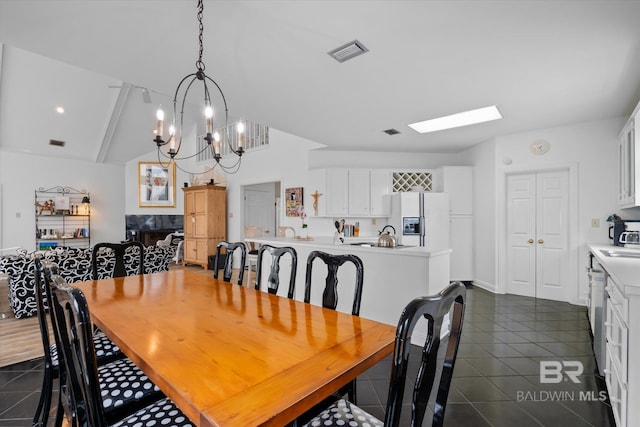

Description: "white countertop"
246 236 452 258
589 244 640 295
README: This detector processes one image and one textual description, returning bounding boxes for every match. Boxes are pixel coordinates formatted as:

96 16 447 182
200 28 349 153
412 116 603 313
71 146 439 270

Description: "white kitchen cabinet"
325 169 349 216
433 166 473 281
370 170 392 216
589 245 640 427
433 166 473 215
450 216 473 281
348 169 371 216
618 111 639 208
310 169 392 217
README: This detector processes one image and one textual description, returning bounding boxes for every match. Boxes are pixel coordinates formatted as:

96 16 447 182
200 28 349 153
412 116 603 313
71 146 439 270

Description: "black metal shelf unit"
35 186 91 250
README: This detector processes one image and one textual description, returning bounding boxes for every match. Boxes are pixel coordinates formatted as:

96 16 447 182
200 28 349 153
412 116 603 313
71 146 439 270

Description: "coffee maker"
610 219 640 246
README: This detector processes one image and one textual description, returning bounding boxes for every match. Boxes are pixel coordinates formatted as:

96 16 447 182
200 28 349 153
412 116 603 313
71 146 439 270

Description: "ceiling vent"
383 128 400 135
49 139 66 147
328 40 369 63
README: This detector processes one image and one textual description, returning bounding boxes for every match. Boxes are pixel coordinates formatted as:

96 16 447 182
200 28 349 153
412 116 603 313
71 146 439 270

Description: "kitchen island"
245 236 452 334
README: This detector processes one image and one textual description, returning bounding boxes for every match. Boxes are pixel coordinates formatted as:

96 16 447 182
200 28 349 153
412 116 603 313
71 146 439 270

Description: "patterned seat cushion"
112 397 194 427
93 331 123 363
302 399 383 427
98 358 163 415
49 331 122 369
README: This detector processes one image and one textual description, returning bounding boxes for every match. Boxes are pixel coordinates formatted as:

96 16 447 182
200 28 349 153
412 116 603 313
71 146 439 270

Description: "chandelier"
153 0 244 174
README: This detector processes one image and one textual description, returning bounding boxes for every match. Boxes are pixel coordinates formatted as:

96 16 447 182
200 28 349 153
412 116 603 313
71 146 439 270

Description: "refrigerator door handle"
419 216 425 246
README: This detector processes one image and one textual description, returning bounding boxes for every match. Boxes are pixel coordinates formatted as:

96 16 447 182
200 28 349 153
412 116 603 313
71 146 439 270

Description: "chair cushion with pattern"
302 399 383 427
93 331 122 362
111 397 195 427
144 245 175 273
98 358 163 415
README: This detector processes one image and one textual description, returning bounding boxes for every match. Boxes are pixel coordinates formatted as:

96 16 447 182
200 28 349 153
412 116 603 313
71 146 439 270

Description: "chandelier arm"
172 75 200 157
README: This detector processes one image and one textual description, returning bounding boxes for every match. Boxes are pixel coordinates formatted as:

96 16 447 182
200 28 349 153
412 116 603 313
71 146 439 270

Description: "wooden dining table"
74 270 396 427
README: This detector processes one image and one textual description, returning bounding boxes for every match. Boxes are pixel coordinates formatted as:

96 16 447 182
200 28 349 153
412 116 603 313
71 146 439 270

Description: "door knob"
538 239 544 244
528 239 534 244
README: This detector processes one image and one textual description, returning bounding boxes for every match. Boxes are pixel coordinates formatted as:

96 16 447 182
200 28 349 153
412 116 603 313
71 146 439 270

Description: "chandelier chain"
196 0 205 71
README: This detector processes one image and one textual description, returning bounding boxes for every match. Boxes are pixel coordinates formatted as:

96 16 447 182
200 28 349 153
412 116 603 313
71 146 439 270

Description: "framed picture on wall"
285 187 303 217
138 162 176 208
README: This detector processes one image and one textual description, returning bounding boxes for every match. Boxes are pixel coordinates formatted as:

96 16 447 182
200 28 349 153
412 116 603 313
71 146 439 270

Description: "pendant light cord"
196 0 205 72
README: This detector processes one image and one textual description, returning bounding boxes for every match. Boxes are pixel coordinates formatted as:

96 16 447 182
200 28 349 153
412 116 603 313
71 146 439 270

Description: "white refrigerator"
389 192 450 249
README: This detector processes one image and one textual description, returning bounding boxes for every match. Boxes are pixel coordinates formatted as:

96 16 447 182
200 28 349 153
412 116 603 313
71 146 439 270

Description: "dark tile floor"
0 286 614 426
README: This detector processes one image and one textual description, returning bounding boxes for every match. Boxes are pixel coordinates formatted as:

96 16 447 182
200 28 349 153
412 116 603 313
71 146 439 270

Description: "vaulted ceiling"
1 0 640 165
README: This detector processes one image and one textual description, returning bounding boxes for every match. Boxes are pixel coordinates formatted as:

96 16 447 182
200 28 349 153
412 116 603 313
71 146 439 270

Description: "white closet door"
506 169 570 302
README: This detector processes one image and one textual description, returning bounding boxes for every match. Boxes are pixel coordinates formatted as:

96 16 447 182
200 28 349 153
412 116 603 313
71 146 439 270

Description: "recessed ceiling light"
408 105 502 134
56 106 65 114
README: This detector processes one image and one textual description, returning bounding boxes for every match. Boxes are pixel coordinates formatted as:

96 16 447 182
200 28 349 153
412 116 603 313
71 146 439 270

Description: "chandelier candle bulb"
213 132 221 155
156 108 164 138
237 122 245 149
205 105 213 134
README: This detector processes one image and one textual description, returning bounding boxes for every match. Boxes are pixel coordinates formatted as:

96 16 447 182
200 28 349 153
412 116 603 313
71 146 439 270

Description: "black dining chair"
92 241 145 280
254 245 297 299
304 250 364 403
48 274 194 427
302 282 467 427
32 257 125 427
213 241 247 285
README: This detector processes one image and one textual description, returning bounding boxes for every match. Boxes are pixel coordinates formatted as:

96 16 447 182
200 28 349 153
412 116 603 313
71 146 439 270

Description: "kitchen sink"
599 249 640 259
348 242 410 248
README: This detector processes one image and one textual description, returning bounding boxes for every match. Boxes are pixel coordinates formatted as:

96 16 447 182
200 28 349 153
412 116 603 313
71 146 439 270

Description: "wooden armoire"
182 185 226 269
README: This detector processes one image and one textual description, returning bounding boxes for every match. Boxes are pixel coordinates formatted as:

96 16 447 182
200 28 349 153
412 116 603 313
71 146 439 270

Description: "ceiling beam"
94 82 130 163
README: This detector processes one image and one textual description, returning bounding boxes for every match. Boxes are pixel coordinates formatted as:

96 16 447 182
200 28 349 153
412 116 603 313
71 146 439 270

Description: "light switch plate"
591 218 600 228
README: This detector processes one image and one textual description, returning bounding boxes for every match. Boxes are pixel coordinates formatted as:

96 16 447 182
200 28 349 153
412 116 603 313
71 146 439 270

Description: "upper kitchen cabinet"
308 169 392 217
618 105 640 208
370 170 392 216
432 166 473 215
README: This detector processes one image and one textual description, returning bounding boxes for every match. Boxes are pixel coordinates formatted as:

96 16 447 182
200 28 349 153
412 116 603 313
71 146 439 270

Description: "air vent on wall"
328 40 369 63
49 139 66 147
383 128 400 135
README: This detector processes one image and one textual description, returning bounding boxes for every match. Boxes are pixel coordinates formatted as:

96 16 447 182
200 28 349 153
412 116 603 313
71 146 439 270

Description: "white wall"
309 150 464 170
460 117 626 303
0 149 125 251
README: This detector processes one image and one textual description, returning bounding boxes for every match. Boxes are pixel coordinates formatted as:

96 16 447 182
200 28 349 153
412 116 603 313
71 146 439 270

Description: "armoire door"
506 170 570 302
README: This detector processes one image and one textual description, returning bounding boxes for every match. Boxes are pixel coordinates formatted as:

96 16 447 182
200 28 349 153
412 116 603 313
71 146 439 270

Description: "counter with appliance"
588 244 640 427
246 236 452 342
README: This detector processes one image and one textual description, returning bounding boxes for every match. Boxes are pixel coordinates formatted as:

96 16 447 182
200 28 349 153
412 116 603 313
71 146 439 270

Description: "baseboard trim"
470 279 496 293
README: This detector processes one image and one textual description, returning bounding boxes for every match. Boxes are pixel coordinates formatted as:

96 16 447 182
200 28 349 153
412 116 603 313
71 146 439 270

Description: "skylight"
408 105 502 134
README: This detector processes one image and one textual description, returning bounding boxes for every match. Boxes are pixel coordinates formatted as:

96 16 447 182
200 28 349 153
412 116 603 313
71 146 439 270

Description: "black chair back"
49 275 104 426
384 282 466 427
304 251 364 315
32 255 62 427
254 245 297 299
33 256 55 370
213 241 247 285
92 241 144 280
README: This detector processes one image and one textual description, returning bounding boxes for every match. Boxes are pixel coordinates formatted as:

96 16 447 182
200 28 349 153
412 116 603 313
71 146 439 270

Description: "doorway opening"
241 181 280 239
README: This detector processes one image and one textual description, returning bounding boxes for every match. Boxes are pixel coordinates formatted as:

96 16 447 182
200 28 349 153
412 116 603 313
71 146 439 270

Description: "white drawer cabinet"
603 275 640 427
